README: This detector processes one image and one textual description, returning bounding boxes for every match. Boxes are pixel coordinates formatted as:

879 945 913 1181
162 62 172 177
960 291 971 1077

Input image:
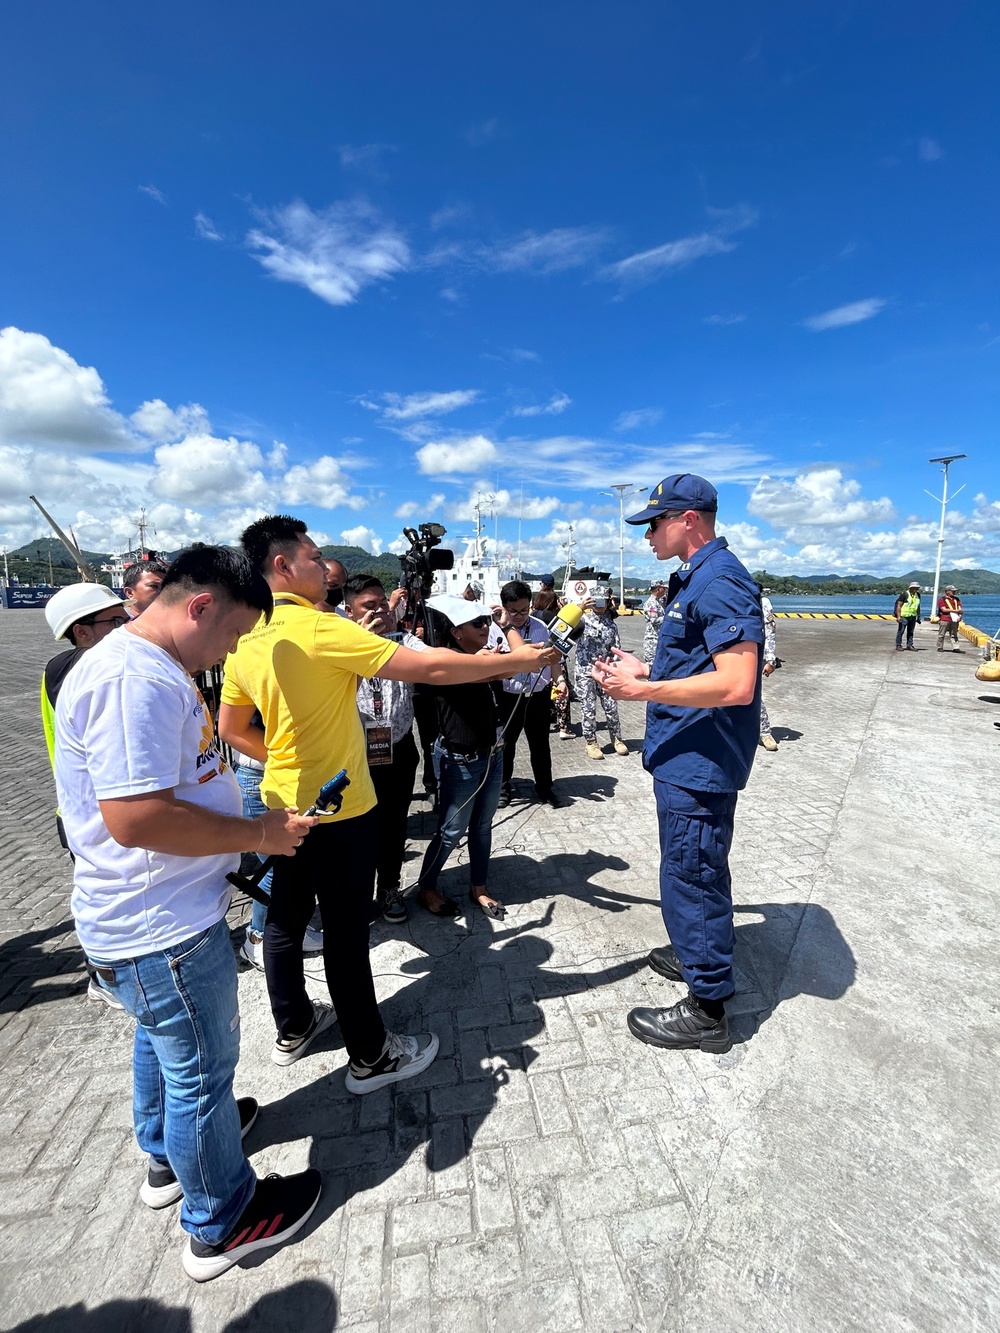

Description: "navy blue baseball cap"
625 473 718 525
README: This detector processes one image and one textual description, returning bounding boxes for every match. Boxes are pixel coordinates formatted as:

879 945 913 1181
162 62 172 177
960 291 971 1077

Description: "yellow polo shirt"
221 595 398 820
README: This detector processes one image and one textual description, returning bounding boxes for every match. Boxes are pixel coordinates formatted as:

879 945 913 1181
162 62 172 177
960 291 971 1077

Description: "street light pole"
925 454 967 621
599 483 645 611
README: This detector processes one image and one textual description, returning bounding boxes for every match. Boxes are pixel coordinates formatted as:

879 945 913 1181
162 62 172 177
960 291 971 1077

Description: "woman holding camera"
414 595 511 920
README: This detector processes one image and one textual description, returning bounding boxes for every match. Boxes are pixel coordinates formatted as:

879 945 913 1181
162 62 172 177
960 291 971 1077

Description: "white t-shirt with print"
55 632 242 961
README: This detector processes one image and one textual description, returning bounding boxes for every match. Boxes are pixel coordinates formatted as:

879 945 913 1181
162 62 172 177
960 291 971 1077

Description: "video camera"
398 523 454 646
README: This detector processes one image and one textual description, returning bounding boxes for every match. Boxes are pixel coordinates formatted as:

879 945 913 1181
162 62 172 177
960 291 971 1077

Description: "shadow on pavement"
729 900 855 1045
770 726 803 742
5 1282 337 1332
254 930 646 1214
0 919 92 1014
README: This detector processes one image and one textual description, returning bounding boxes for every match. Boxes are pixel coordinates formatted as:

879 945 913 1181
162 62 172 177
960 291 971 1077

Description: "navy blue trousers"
654 780 738 1001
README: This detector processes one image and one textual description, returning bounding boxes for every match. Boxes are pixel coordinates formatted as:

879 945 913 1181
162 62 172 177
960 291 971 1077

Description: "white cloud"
194 213 223 241
464 118 500 146
139 185 167 205
613 408 663 433
919 138 943 162
447 487 561 522
483 227 610 275
802 298 886 332
246 199 410 306
395 500 420 518
338 143 397 174
430 203 472 231
380 389 479 422
340 524 383 555
602 233 735 286
131 398 211 443
703 313 747 326
282 455 365 510
602 206 756 293
0 327 135 451
748 469 895 527
153 435 268 504
416 434 498 475
512 393 571 418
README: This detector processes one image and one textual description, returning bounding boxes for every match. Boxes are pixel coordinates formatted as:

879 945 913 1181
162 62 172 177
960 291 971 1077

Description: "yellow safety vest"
900 592 920 618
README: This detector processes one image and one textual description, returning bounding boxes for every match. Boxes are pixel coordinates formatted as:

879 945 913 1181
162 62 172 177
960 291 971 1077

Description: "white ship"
433 497 524 604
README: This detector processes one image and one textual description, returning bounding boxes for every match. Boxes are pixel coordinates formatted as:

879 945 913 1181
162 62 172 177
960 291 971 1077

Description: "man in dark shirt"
594 474 762 1053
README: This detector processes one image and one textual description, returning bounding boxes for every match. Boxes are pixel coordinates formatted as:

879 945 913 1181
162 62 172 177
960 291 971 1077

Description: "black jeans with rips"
498 688 554 795
369 729 419 895
265 808 385 1064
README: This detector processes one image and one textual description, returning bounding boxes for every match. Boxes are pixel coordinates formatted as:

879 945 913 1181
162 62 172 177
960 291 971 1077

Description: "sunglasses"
466 616 492 629
84 612 129 628
648 510 688 532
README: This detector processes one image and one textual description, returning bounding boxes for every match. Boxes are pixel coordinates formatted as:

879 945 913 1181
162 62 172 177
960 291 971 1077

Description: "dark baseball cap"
540 573 555 587
625 473 719 525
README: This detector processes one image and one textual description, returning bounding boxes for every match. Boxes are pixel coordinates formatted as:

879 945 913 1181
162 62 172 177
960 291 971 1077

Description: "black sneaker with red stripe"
182 1169 322 1282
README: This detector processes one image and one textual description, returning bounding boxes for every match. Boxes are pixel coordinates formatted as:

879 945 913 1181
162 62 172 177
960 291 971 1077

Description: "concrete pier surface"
1 609 997 1332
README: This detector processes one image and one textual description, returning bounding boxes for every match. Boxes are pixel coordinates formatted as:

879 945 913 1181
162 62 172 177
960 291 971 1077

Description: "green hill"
319 544 404 586
752 567 1000 595
6 537 115 587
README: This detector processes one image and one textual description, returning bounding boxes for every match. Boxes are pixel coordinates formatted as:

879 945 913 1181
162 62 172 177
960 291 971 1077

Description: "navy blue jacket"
643 537 763 792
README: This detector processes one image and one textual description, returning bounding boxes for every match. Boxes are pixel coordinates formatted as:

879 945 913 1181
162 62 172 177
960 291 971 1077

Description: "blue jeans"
87 918 256 1244
896 616 917 648
654 780 738 1001
236 763 271 935
419 744 503 890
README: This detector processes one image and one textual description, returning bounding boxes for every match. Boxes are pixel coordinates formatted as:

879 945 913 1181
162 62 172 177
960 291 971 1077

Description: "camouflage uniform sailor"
758 591 778 751
573 584 628 758
642 582 667 664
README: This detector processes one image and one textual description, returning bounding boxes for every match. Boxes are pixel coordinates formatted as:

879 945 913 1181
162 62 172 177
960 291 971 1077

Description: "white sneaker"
302 925 323 954
344 1031 440 1095
271 1003 337 1066
559 729 574 740
239 931 265 971
87 977 124 1011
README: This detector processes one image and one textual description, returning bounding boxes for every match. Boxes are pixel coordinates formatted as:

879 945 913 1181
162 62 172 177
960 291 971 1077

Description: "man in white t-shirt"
54 544 321 1283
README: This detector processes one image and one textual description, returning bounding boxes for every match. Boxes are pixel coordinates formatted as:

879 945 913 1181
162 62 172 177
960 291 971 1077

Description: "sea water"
770 593 1000 633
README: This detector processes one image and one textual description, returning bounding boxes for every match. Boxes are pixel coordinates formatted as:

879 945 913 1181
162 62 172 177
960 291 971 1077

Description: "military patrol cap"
625 473 718 525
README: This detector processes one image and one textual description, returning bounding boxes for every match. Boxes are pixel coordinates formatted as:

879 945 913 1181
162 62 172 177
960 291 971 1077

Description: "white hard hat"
45 583 124 641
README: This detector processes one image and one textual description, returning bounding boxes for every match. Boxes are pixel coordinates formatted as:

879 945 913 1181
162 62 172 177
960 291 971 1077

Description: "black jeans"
369 730 419 894
411 690 439 794
265 809 385 1064
498 689 554 794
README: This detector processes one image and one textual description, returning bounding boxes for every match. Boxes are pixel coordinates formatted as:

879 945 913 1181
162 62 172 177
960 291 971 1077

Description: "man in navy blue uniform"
593 474 762 1053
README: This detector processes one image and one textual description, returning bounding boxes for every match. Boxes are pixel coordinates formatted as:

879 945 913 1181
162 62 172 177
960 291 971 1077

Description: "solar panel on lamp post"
925 454 967 623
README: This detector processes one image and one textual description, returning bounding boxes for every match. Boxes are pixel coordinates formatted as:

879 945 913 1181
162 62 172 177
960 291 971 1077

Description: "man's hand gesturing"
592 647 649 701
256 807 319 857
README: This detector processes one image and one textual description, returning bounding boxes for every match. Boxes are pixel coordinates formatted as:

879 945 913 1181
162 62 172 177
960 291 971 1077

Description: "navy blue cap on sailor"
625 473 719 525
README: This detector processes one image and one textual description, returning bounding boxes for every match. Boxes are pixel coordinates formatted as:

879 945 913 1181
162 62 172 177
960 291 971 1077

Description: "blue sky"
2 1 998 577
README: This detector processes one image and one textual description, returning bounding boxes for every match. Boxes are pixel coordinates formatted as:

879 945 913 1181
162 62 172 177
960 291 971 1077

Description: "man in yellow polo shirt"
219 514 556 1094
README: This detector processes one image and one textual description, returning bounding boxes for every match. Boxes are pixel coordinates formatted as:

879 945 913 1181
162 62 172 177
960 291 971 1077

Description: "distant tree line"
752 568 1000 595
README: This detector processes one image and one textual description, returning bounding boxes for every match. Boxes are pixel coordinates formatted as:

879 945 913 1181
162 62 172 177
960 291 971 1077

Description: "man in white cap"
936 585 963 652
894 582 922 651
41 584 131 1007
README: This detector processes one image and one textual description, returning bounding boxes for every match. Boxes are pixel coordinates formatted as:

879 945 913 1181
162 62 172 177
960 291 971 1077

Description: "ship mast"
562 524 576 585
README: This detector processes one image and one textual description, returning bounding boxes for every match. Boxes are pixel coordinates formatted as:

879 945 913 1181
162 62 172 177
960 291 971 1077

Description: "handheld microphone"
547 602 584 656
226 770 351 905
